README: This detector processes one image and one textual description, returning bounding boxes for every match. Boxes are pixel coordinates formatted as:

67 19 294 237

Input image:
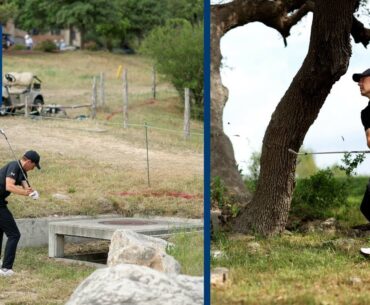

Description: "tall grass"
168 231 204 276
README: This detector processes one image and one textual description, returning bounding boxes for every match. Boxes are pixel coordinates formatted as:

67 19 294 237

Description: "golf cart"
1 72 44 115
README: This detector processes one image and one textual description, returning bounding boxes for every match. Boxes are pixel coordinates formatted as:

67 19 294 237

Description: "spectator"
24 34 33 50
59 39 66 50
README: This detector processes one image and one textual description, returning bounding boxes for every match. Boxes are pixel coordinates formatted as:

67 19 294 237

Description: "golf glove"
29 190 39 200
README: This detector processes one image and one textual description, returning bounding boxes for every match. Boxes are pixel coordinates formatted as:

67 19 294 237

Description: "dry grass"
1 51 203 219
0 247 95 305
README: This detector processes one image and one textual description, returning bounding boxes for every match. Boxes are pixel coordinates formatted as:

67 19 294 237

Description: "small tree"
141 19 204 119
0 2 17 24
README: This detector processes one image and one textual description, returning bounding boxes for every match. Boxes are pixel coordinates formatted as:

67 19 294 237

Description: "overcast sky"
221 12 370 175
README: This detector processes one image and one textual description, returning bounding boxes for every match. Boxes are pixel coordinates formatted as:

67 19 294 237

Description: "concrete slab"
48 216 203 258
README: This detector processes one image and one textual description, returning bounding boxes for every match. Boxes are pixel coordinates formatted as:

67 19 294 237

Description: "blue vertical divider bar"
203 0 211 304
0 25 2 108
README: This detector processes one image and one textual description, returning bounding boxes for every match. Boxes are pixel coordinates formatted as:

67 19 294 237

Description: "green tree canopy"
0 1 18 25
141 19 204 119
11 0 122 48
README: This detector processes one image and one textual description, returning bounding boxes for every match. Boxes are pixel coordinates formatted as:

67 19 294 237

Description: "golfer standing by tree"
352 69 370 224
0 150 40 276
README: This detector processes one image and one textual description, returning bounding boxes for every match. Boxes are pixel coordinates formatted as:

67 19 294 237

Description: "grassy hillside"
3 50 203 131
1 51 203 219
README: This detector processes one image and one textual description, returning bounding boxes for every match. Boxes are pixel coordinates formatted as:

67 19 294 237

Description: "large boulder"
107 230 181 274
65 264 203 305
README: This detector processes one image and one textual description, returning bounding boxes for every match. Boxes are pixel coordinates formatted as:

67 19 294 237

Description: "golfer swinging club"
0 150 40 276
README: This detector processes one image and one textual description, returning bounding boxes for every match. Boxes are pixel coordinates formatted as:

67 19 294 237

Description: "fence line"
3 111 204 136
184 88 190 139
100 72 105 106
91 76 97 119
152 65 157 99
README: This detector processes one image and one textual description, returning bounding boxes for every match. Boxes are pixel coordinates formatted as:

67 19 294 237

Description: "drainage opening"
64 239 110 265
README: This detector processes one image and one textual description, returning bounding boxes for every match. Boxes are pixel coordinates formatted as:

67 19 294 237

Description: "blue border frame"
204 0 210 304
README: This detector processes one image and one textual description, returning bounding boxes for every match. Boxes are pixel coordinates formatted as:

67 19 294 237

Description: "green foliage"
211 176 227 209
141 19 203 119
244 151 260 192
119 0 168 43
12 0 123 48
12 44 26 50
10 0 203 51
296 149 318 178
291 168 349 219
167 231 203 276
339 152 366 176
0 1 18 24
165 0 203 25
34 39 57 52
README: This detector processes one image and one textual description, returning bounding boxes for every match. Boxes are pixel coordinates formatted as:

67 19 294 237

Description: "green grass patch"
212 230 370 305
168 231 204 276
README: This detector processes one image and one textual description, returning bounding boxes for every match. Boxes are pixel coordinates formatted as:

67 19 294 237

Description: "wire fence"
1 67 203 188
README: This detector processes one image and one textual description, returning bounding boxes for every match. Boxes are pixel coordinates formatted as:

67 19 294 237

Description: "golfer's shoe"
360 247 370 257
0 268 14 277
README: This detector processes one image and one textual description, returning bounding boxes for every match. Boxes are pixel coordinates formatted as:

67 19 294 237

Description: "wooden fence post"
152 65 156 100
122 68 129 128
144 122 150 187
24 96 29 118
184 88 190 139
91 76 97 119
100 72 105 106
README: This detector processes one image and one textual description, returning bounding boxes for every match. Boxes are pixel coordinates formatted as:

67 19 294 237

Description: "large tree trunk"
233 0 357 236
211 6 250 202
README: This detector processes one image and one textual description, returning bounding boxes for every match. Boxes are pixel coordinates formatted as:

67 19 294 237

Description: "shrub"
84 41 99 51
290 168 349 220
244 151 261 193
12 44 27 51
34 40 57 52
211 176 227 209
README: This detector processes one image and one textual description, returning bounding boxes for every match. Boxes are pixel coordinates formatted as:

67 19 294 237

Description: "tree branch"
351 16 370 47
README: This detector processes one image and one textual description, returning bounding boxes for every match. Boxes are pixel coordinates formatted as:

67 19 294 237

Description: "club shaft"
0 130 31 187
288 148 370 155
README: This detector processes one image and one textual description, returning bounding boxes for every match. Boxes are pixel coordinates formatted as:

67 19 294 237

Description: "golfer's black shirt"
0 161 27 205
361 101 370 131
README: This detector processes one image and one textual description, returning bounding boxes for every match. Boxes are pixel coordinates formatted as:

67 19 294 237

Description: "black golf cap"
24 150 41 169
353 68 370 82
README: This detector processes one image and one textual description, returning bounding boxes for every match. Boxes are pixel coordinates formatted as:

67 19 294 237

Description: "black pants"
0 205 21 269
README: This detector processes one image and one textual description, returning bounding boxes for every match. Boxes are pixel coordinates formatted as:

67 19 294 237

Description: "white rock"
65 264 203 305
107 230 181 274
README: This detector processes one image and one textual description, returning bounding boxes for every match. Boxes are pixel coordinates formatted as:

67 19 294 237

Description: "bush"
84 41 99 51
244 151 260 193
34 40 57 52
290 168 349 220
211 176 227 209
12 44 27 51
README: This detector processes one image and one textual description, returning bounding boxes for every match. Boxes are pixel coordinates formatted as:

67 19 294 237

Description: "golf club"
288 148 370 155
0 128 31 188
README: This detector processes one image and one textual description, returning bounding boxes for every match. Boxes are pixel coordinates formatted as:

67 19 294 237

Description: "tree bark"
233 0 358 236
